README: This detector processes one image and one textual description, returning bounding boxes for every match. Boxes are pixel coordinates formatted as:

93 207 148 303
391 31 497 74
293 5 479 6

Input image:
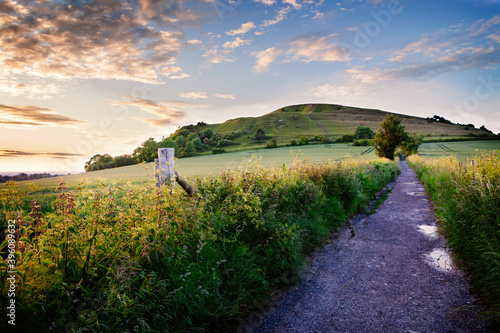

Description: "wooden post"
155 148 175 187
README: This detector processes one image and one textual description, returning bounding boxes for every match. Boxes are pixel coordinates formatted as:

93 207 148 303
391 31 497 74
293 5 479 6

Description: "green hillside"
197 103 495 150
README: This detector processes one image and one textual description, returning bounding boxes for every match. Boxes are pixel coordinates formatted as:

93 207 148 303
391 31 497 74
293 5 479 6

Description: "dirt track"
247 161 487 333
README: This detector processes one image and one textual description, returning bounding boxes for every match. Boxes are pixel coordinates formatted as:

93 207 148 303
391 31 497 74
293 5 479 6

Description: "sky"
0 0 499 173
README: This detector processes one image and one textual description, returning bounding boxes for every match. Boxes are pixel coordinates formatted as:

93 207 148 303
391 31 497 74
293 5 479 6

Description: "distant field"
7 143 376 191
5 140 500 192
418 141 500 159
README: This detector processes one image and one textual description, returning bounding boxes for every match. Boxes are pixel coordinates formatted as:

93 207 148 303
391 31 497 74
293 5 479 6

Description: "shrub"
266 139 278 149
212 148 226 154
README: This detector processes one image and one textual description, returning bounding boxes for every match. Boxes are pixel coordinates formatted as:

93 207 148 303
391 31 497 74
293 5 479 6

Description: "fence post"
155 148 175 187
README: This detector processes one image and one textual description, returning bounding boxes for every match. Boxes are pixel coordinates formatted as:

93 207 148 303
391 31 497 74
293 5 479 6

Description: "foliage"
212 148 226 154
85 153 135 172
354 126 374 140
0 158 399 332
298 136 310 145
159 137 178 150
336 134 355 143
408 152 500 324
254 128 270 141
373 114 407 160
0 173 55 184
400 134 423 156
266 139 278 149
133 138 159 163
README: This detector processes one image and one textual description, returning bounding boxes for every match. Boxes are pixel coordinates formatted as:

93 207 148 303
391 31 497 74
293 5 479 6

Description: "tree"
254 128 268 141
182 141 197 157
113 154 135 168
202 128 214 139
159 138 178 150
187 132 199 141
132 138 158 163
85 154 115 171
354 126 374 140
266 139 278 149
192 137 203 151
400 134 423 156
373 115 407 160
175 136 186 148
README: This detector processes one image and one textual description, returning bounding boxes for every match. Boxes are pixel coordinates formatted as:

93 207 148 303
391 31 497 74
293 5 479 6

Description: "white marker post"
155 148 175 187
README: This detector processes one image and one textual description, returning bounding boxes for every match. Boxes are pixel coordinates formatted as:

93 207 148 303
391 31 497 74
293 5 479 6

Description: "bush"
266 139 278 149
212 148 226 154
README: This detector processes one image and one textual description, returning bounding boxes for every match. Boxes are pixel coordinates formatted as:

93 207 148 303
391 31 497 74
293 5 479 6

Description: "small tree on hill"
373 115 406 160
354 126 374 140
254 128 268 141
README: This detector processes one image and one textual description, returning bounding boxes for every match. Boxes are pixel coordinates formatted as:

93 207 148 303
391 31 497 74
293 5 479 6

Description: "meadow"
417 140 500 159
0 157 399 332
408 153 500 324
6 140 500 193
6 143 378 191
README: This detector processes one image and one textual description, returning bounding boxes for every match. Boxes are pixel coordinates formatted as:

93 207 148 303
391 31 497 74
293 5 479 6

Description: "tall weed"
408 152 500 324
0 157 399 332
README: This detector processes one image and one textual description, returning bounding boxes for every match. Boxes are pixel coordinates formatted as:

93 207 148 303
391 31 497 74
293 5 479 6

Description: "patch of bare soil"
244 161 488 333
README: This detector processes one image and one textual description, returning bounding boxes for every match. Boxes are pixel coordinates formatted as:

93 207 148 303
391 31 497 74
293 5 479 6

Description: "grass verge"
1 157 399 332
407 152 500 326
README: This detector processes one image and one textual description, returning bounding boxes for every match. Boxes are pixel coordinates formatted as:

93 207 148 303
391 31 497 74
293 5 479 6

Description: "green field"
6 143 376 191
418 141 500 159
4 140 500 192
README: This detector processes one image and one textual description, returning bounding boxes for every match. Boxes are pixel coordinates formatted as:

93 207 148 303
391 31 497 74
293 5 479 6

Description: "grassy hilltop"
198 103 494 150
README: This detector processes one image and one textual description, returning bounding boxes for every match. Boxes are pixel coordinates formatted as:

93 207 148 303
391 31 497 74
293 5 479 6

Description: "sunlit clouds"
0 104 84 127
1 0 499 172
0 0 199 85
108 96 185 127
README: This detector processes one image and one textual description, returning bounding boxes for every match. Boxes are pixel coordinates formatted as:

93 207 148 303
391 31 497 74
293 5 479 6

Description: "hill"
194 103 495 150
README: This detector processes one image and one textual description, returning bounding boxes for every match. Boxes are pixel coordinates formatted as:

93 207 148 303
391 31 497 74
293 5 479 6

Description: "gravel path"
247 160 487 333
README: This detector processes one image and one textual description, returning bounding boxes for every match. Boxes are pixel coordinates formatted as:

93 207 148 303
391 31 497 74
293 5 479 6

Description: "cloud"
253 32 350 72
0 104 84 127
253 47 282 73
283 0 302 10
306 83 364 100
223 37 252 49
263 7 291 26
203 48 235 64
109 96 185 127
255 0 277 4
180 92 209 99
0 0 213 86
214 93 236 99
226 21 256 35
0 150 83 159
0 78 64 99
379 14 500 80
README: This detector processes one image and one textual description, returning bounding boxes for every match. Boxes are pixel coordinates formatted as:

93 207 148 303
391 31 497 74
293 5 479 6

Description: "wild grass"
407 152 500 324
0 157 399 332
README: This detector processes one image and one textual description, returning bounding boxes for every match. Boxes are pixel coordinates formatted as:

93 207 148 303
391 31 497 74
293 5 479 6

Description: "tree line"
0 173 57 183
